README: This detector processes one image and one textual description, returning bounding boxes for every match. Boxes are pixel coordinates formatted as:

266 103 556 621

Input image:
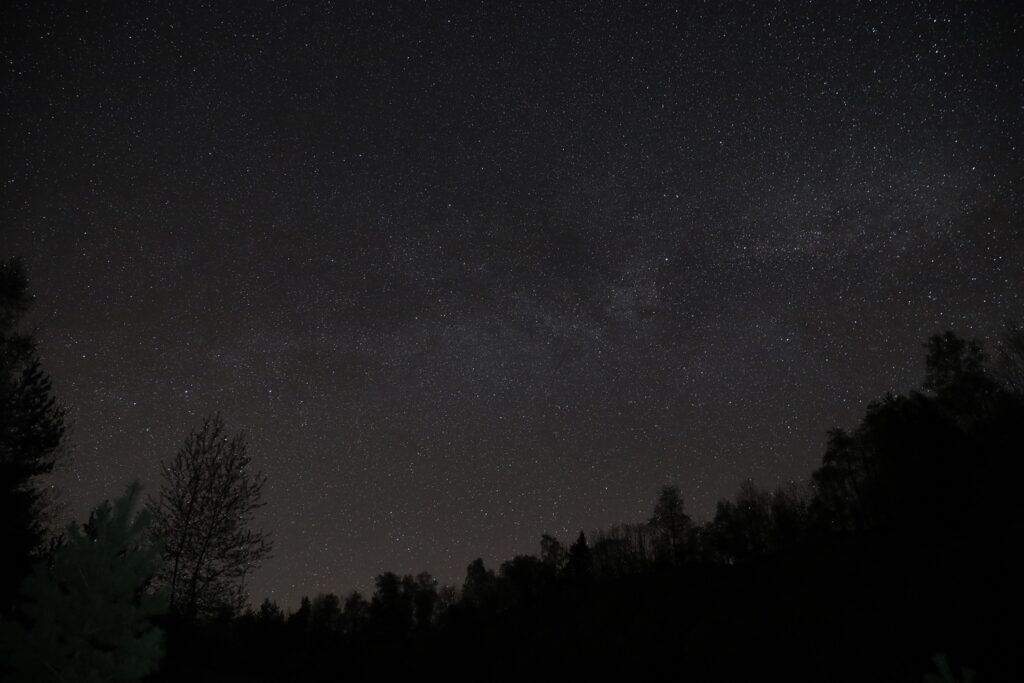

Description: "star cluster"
3 1 1021 605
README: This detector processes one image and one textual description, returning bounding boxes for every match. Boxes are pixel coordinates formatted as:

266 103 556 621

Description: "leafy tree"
411 572 439 630
462 558 497 612
369 572 415 639
806 330 1023 539
921 331 1004 436
435 584 458 616
540 533 566 573
993 321 1024 395
1 483 166 682
811 428 870 532
256 598 285 628
591 525 647 579
648 485 691 567
922 332 988 397
244 598 287 678
498 555 545 605
565 531 593 584
766 483 810 551
147 414 272 620
623 522 654 568
341 590 370 635
309 592 342 639
287 596 312 639
709 480 772 563
0 257 66 613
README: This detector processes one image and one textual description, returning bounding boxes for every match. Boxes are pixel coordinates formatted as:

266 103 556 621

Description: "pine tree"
0 257 66 614
0 483 167 682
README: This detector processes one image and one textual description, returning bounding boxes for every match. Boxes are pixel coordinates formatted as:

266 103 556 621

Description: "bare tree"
148 414 271 620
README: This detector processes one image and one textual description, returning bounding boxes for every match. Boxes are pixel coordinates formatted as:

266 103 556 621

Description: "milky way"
3 1 1021 605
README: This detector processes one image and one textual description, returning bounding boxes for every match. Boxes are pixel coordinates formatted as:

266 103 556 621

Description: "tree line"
155 323 1022 681
1 254 1020 681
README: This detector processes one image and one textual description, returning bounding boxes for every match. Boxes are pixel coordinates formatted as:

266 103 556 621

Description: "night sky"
3 1 1021 606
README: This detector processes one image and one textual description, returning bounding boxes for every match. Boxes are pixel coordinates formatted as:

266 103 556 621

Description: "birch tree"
148 414 271 620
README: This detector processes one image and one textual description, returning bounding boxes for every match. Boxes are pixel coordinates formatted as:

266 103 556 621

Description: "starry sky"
3 1 1021 606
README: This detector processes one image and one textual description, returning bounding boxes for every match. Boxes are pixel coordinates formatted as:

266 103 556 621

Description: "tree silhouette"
648 485 691 567
309 592 342 639
498 555 546 605
341 590 370 635
804 330 1009 537
708 480 772 563
591 525 639 579
462 558 498 612
287 596 312 639
1 483 166 682
993 321 1024 395
256 597 285 629
369 572 415 639
411 572 439 630
565 531 593 584
766 483 810 551
0 257 66 614
540 533 566 573
63 326 1015 682
812 427 871 532
147 414 272 620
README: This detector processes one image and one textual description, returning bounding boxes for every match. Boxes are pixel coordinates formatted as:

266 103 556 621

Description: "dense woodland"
1 255 1021 682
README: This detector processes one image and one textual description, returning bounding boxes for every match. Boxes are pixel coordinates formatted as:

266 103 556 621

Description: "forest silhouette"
1 256 1021 681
